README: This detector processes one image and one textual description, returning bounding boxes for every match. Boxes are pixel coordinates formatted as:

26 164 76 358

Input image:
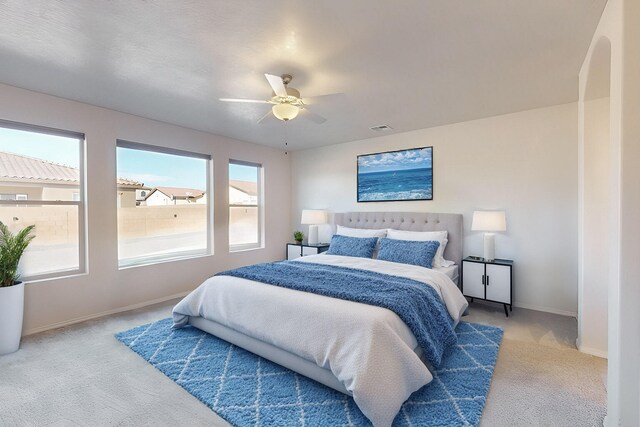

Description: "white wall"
292 103 578 315
578 0 640 424
145 190 173 206
579 96 610 357
0 83 291 334
621 0 640 420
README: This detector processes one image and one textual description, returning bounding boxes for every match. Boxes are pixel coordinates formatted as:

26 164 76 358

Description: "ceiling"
0 1 606 150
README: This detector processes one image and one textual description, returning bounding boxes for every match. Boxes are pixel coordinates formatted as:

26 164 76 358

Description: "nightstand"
286 243 330 260
461 256 513 317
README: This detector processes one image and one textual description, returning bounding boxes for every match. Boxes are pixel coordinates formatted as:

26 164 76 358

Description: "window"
229 160 263 251
116 141 211 267
0 194 27 201
0 120 85 280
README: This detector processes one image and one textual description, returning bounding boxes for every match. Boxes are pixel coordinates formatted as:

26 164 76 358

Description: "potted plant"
293 230 304 245
0 222 35 355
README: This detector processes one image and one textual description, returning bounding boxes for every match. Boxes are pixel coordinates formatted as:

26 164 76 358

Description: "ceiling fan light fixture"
272 103 299 121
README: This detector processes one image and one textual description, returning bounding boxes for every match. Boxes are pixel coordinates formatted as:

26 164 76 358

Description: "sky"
0 127 256 189
358 147 432 174
229 163 258 182
117 148 207 189
0 127 80 168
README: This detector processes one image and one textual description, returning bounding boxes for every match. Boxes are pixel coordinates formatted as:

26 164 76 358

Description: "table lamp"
471 210 507 261
301 209 328 245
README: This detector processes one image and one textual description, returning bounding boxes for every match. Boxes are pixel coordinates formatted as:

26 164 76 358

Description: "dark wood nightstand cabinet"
462 256 513 317
286 243 330 260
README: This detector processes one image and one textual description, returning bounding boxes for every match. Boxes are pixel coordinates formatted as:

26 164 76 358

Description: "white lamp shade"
471 211 507 232
272 103 299 121
301 209 328 225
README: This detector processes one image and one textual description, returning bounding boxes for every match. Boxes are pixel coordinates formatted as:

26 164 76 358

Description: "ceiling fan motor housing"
271 86 301 103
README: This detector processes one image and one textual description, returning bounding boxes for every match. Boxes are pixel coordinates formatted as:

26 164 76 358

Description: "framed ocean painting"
357 146 433 202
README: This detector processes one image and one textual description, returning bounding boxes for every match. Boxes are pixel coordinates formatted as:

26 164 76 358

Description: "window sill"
24 270 88 285
20 270 89 285
118 252 213 270
229 245 264 253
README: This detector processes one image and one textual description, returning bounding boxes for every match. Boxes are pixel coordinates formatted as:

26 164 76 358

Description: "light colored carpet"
0 300 606 427
465 302 606 427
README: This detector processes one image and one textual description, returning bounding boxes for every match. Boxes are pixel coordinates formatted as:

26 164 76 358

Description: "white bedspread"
173 254 468 427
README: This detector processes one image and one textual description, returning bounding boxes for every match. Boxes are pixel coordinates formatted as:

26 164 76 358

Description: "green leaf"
0 222 36 287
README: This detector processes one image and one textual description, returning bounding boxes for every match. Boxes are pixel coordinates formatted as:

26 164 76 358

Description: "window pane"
116 145 209 266
0 127 81 202
229 206 259 246
0 123 84 280
229 162 261 249
0 204 80 277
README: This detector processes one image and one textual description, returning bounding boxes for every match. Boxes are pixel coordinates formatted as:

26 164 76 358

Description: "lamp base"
483 233 496 261
308 225 319 245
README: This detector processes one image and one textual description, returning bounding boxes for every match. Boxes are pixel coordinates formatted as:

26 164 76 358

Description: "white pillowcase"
336 225 387 239
386 229 455 268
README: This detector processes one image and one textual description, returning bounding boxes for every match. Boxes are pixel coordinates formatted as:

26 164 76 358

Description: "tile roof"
229 180 257 197
0 151 142 186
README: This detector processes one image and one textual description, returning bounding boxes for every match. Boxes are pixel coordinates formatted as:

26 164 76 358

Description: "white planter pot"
0 282 24 355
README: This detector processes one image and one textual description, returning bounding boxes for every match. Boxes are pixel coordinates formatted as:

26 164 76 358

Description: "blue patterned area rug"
116 319 502 427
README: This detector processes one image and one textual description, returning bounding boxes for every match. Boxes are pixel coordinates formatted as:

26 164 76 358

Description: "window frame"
0 119 86 282
115 140 213 268
228 159 264 252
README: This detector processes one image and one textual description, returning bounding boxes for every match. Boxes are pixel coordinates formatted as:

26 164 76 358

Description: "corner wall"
291 103 578 315
578 0 640 424
0 83 291 334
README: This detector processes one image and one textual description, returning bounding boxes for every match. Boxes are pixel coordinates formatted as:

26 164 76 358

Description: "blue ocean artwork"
357 147 433 201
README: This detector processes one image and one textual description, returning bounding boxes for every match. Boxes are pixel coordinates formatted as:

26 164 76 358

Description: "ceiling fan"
219 74 330 124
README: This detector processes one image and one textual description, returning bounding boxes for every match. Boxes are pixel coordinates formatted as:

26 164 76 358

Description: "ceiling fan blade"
264 74 288 97
219 98 271 104
302 93 346 105
300 107 327 124
257 109 275 124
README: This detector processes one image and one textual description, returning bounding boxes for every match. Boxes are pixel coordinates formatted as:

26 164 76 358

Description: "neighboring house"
142 181 255 206
229 180 257 205
117 179 147 208
144 186 206 206
136 189 150 203
0 151 143 206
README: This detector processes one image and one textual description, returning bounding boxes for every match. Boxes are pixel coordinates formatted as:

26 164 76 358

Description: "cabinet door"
485 264 511 304
302 246 319 256
287 245 302 260
462 261 485 299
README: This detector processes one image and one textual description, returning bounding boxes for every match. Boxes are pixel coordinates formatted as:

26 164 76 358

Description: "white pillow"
386 229 454 268
336 225 387 239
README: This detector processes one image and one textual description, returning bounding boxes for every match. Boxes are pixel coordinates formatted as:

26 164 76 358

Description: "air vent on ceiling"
370 124 393 131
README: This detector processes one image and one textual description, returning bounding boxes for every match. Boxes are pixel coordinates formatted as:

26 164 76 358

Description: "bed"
173 212 467 427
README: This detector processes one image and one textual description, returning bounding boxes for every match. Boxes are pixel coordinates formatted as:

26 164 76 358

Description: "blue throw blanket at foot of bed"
216 260 457 367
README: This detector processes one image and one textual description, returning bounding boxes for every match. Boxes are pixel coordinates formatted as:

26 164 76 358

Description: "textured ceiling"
0 1 605 150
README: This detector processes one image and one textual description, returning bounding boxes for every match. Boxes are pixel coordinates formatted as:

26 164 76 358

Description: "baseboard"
577 344 608 359
23 291 190 336
513 302 577 318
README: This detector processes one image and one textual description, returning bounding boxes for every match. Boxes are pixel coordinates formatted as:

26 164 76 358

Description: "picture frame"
357 146 433 202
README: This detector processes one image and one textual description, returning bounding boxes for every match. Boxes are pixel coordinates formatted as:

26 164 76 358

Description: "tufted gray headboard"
333 212 464 267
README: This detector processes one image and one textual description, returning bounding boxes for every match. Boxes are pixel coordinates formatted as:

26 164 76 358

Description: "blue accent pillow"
377 238 441 268
326 235 378 258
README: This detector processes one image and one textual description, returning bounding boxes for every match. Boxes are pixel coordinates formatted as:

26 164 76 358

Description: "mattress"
433 264 459 283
